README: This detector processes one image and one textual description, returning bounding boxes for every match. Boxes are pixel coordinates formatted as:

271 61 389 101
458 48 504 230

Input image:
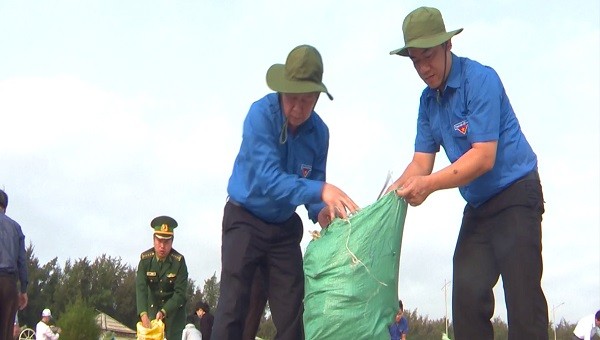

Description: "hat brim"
266 64 333 100
389 28 463 56
154 232 173 239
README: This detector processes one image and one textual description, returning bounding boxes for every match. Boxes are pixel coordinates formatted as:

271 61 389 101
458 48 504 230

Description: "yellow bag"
136 319 165 340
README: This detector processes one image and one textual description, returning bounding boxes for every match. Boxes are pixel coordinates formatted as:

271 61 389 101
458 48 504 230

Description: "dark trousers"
213 202 305 340
0 275 18 340
452 172 549 340
243 266 268 340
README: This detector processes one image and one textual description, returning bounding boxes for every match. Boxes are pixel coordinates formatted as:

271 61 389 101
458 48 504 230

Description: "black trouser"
452 171 549 340
243 265 268 340
213 201 304 340
0 274 18 340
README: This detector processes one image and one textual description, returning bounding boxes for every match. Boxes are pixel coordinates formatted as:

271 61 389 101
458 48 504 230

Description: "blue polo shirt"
389 317 408 339
415 54 538 207
227 93 327 224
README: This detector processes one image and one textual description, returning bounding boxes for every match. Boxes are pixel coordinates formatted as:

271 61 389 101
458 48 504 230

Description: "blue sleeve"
16 223 28 292
465 66 503 143
305 135 327 223
243 102 324 212
306 201 325 224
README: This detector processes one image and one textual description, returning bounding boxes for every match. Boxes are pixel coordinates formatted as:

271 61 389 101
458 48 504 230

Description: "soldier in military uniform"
136 216 188 339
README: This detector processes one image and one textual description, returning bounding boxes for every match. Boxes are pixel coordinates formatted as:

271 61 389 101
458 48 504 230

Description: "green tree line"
19 244 577 339
398 309 577 340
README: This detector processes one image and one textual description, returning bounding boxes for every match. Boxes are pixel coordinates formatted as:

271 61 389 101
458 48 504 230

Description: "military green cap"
266 44 333 100
389 7 463 57
150 215 178 239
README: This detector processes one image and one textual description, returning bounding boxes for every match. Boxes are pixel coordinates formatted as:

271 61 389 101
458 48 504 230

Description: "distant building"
96 311 136 339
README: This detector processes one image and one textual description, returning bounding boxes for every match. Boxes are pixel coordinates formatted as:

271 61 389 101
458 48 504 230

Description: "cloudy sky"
1 0 598 325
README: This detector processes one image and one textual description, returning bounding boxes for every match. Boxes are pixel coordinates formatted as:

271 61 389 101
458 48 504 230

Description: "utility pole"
552 302 564 340
441 279 452 335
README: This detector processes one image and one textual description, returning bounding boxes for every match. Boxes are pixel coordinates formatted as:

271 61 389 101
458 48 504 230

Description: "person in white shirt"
35 309 60 340
573 310 600 340
181 314 202 340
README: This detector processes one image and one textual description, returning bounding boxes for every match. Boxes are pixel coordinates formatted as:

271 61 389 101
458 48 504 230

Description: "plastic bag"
303 192 408 339
136 319 165 340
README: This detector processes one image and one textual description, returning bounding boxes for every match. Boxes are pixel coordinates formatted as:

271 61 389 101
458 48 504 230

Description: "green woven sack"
303 192 408 340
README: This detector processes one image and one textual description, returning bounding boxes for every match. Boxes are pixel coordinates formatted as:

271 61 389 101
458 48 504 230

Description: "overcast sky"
1 0 598 325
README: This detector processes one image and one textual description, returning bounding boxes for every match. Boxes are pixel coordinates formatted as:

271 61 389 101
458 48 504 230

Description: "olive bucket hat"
389 7 463 57
266 44 333 100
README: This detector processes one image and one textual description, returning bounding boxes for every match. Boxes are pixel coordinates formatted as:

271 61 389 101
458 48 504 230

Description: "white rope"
343 217 388 287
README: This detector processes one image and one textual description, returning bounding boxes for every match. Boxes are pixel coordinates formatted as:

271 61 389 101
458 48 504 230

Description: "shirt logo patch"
301 164 312 178
453 120 468 135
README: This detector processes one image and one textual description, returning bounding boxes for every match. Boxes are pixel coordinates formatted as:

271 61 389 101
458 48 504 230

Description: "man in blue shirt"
389 300 408 340
387 7 548 339
0 189 29 340
213 44 359 340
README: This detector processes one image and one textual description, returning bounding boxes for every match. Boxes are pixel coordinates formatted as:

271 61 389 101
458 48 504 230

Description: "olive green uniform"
136 247 188 339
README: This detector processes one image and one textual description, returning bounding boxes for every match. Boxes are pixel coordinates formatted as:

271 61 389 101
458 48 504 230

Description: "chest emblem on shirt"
301 164 312 178
453 120 468 135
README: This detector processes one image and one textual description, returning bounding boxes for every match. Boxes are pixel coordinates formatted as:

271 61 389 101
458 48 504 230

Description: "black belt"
227 197 243 208
516 170 540 183
0 271 17 278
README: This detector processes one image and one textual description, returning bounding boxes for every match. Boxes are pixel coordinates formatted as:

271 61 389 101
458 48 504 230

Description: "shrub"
56 298 101 340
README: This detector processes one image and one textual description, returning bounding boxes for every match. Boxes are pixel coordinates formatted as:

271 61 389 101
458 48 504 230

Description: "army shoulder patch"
141 249 155 260
170 249 183 262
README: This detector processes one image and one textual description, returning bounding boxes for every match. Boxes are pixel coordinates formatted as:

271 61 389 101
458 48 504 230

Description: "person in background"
194 301 213 340
0 189 29 340
387 6 548 339
389 300 408 340
573 310 600 340
182 314 202 340
212 44 359 339
136 216 188 340
35 309 60 340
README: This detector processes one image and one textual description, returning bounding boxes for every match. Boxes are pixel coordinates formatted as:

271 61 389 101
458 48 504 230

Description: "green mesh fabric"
303 192 408 340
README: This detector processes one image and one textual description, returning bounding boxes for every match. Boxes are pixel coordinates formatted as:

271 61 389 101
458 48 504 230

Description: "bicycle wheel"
19 328 35 340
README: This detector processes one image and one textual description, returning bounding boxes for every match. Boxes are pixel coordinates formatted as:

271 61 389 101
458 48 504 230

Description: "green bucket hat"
389 7 463 57
266 44 333 100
